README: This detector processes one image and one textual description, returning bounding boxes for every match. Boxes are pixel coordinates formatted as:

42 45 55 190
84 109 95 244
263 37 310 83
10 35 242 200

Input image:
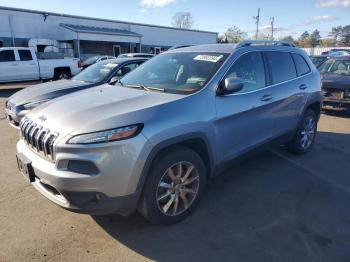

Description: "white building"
0 6 218 59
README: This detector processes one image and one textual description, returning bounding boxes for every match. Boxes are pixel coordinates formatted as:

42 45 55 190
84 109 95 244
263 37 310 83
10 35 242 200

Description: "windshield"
72 61 118 83
319 59 350 76
120 52 228 94
83 56 101 65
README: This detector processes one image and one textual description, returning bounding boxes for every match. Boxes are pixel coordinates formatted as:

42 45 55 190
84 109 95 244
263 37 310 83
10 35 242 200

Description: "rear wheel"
138 147 206 224
287 109 317 154
54 69 71 80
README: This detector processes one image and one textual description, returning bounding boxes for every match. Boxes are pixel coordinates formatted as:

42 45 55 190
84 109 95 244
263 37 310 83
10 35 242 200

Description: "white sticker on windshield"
194 54 223 63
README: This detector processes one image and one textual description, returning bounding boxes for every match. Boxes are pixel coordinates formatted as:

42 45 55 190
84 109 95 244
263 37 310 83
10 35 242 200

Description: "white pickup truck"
0 47 81 83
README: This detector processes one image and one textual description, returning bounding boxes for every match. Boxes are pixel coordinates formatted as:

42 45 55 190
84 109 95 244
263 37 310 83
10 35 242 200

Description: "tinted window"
115 63 140 77
292 54 310 76
18 50 33 61
225 52 266 92
265 52 297 84
0 50 15 62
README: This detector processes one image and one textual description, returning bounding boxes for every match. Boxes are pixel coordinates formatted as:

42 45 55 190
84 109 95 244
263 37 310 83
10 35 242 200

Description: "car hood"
321 73 350 89
8 79 90 105
27 84 184 138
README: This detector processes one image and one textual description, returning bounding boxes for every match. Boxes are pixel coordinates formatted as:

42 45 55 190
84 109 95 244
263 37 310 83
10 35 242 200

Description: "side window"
226 52 266 93
115 63 140 77
265 51 297 84
0 50 15 62
18 50 33 61
292 53 310 76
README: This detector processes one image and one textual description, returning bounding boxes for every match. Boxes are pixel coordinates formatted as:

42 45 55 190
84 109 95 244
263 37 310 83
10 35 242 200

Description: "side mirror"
109 76 119 85
217 76 244 95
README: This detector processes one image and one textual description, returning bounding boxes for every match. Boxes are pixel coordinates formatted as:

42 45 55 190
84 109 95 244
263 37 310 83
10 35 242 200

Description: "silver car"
16 41 322 224
5 58 147 128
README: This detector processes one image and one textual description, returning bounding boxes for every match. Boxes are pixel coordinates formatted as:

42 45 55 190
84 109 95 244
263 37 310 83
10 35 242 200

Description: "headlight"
23 99 50 110
67 124 143 144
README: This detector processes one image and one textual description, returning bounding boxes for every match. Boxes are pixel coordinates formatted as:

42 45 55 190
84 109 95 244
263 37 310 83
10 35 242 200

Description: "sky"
0 0 349 38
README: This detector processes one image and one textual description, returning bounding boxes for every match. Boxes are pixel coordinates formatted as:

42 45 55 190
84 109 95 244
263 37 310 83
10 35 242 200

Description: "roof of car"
324 56 350 60
97 57 148 65
169 42 301 54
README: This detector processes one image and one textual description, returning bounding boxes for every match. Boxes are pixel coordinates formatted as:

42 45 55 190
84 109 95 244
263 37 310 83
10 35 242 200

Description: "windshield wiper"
126 84 165 92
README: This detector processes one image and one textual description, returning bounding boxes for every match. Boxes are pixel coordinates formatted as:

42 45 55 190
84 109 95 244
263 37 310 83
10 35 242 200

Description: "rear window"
0 50 15 62
264 51 297 84
18 50 33 61
292 54 310 76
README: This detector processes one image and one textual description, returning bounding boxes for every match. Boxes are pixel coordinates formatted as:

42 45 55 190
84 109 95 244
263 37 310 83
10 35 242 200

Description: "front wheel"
287 109 318 154
138 147 207 224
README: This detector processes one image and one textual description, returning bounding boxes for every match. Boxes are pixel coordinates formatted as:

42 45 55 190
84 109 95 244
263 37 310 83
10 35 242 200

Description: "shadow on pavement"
92 132 350 262
0 89 20 98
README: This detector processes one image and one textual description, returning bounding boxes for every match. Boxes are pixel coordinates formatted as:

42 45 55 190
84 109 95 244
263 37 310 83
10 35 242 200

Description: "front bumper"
16 134 152 215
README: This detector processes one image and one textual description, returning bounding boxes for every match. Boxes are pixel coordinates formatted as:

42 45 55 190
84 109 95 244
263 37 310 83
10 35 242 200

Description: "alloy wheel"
300 115 316 149
156 161 199 216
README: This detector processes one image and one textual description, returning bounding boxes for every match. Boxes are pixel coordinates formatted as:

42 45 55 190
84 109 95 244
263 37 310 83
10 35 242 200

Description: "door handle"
11 63 19 66
299 84 308 90
260 95 273 102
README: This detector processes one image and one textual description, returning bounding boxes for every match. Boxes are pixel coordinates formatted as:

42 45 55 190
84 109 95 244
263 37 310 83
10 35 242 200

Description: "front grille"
20 118 59 160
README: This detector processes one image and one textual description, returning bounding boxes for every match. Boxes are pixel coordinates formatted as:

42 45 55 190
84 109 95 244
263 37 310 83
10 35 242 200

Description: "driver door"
215 51 275 162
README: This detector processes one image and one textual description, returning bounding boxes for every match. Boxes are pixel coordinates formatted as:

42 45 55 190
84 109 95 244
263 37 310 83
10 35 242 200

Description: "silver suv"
16 41 321 224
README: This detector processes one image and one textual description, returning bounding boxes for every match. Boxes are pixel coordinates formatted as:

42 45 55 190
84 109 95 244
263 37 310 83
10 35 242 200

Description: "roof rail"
236 40 296 48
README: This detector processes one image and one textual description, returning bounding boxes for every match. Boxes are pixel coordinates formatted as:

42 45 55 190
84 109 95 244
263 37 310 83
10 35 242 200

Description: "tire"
53 69 71 80
287 109 318 155
138 146 207 225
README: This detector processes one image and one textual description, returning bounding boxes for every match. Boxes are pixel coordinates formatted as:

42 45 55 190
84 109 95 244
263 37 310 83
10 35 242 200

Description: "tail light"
77 59 82 68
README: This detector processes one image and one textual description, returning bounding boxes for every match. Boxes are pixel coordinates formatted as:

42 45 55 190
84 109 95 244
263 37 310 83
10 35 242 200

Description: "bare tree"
172 12 194 29
224 26 247 43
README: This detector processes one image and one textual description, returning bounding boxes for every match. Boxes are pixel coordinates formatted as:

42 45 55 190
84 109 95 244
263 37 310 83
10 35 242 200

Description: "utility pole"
253 8 260 40
270 17 275 40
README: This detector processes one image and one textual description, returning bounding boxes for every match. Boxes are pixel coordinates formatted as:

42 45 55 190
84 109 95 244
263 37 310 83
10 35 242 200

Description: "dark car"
5 57 147 127
319 56 350 110
310 55 330 67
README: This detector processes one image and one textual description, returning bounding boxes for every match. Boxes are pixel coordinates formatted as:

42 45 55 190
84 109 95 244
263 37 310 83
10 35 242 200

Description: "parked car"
0 47 81 83
5 57 147 127
319 56 350 110
16 41 321 224
168 45 193 50
118 53 154 59
81 55 116 69
321 49 350 56
310 55 330 68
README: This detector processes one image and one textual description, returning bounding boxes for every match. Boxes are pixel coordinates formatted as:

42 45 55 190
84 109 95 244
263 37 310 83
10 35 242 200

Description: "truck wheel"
287 109 317 155
54 69 71 80
138 146 207 224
